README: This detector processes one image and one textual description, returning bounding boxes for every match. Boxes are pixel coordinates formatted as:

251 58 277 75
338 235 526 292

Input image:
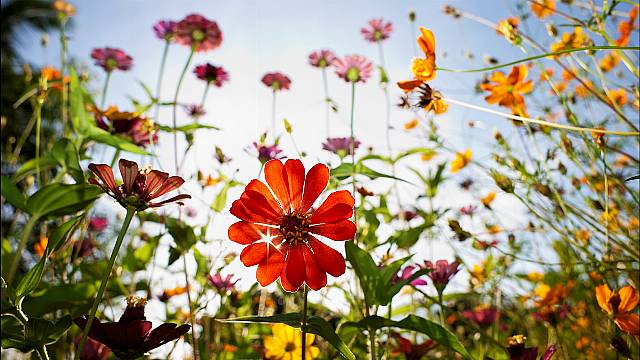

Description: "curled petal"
88 163 121 197
148 194 191 208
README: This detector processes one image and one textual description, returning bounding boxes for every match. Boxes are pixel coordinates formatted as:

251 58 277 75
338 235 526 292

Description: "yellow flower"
52 0 75 17
421 150 436 162
450 149 472 173
496 17 520 44
527 271 544 282
551 27 589 54
264 323 320 360
487 224 502 234
531 0 555 19
575 229 590 245
609 88 628 107
599 52 620 73
480 65 533 115
404 118 419 130
481 191 496 207
535 284 551 299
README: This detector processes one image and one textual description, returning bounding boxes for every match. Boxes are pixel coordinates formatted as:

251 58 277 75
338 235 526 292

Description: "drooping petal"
618 286 639 313
228 221 270 245
308 190 354 224
308 236 346 277
595 284 613 314
88 163 121 196
148 194 191 208
240 242 268 266
285 244 305 290
118 159 139 194
309 220 356 241
256 246 285 286
397 79 424 92
284 159 305 211
302 245 327 290
264 160 291 210
301 163 329 212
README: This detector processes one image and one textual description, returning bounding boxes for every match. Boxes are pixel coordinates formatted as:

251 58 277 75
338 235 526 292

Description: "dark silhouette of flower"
90 47 133 72
333 55 373 83
261 72 292 91
391 333 437 360
88 159 191 211
74 296 190 359
322 137 360 157
193 63 229 87
506 335 557 360
175 14 222 52
207 273 238 293
153 20 177 42
361 18 393 42
308 49 337 68
75 337 110 360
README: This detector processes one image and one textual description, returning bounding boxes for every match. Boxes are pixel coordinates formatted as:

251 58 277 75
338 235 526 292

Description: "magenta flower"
424 260 459 291
74 296 190 359
261 72 291 91
184 104 206 119
90 47 133 72
361 18 393 42
251 142 284 164
459 204 477 216
308 49 337 68
175 14 222 52
392 265 428 286
207 273 238 293
88 216 108 232
333 55 373 83
322 137 360 157
153 20 177 42
193 63 229 87
462 306 498 327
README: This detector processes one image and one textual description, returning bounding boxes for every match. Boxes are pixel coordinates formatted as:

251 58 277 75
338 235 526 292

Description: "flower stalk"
301 285 309 360
172 49 195 173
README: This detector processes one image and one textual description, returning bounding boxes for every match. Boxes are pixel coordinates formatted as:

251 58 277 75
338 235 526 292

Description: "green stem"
172 50 195 174
437 291 446 326
349 82 356 200
271 90 277 141
364 302 376 360
182 254 199 360
7 216 38 285
153 42 170 123
75 206 135 360
59 19 68 136
301 285 309 360
199 83 210 108
100 71 112 110
35 101 43 188
109 149 121 168
321 67 330 138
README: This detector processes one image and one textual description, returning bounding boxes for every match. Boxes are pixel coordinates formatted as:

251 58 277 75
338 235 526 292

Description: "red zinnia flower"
361 18 393 43
175 14 222 52
261 72 292 91
88 159 191 211
391 333 437 360
228 159 356 292
193 63 229 87
90 47 133 72
333 55 373 83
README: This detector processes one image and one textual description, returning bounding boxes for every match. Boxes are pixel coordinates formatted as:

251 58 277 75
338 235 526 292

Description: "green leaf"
25 315 72 346
345 241 378 306
218 313 302 327
23 283 97 317
14 258 45 301
86 126 149 155
1 315 29 351
1 176 27 212
25 183 103 219
69 68 92 136
13 157 59 183
344 315 471 359
166 218 198 252
47 216 82 253
51 139 84 183
332 163 409 183
158 123 221 133
211 182 233 212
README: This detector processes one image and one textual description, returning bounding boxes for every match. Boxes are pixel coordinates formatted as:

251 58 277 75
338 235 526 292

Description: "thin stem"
200 83 210 108
364 302 377 360
349 82 356 198
437 291 446 326
321 67 330 138
7 216 38 285
36 345 50 360
601 148 610 257
271 90 277 140
172 49 195 174
75 206 135 360
35 100 43 188
301 285 309 360
182 253 199 360
109 149 121 168
59 19 68 136
153 42 170 123
100 71 112 110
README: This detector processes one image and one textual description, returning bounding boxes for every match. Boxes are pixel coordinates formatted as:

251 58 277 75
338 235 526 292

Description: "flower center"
346 67 360 82
106 58 118 71
609 293 621 314
280 213 309 245
192 29 205 41
284 341 296 352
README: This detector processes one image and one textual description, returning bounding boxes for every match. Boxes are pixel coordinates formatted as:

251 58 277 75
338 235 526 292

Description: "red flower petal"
246 179 283 214
256 247 285 286
301 163 329 212
302 245 327 290
143 170 169 198
284 159 305 211
308 236 346 277
149 175 184 199
240 242 268 266
230 199 278 225
285 244 305 290
228 221 270 245
309 220 356 241
279 265 298 292
118 159 139 194
264 160 291 210
309 190 354 224
243 190 283 220
148 194 191 208
88 163 120 196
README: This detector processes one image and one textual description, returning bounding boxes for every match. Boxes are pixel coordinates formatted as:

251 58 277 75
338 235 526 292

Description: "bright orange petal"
595 284 613 314
618 286 638 313
397 79 423 93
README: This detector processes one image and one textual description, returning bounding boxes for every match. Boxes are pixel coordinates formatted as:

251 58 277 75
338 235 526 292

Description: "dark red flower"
74 296 190 359
175 14 222 52
72 237 96 258
75 337 110 360
261 72 291 91
391 333 438 360
91 106 157 148
228 159 356 292
193 63 229 87
463 306 498 327
88 159 191 211
90 47 133 72
153 20 177 42
506 335 557 360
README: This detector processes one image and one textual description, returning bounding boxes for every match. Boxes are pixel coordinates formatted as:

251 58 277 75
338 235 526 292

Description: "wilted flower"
92 106 157 147
264 323 320 359
308 49 337 68
175 14 222 52
261 72 292 91
88 216 108 232
88 159 191 211
74 296 190 359
391 333 437 360
463 305 498 327
228 159 356 291
207 273 238 293
360 18 393 42
322 137 360 158
184 104 206 119
193 63 229 87
251 142 284 164
506 335 557 360
153 20 178 42
406 83 448 114
424 260 459 291
90 47 133 72
333 55 373 83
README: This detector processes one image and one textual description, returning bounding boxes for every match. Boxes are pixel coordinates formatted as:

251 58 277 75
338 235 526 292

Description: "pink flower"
261 72 291 91
460 205 477 216
308 49 337 68
207 273 238 293
463 306 498 327
361 18 393 42
424 260 459 290
333 55 373 83
322 137 360 157
88 216 108 232
90 47 133 72
184 104 206 119
153 20 177 42
175 14 222 52
193 63 229 87
393 265 428 286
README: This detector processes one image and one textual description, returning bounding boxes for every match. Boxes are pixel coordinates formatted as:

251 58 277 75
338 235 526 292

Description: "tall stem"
271 90 277 140
100 71 112 110
437 291 446 326
321 67 330 138
7 216 38 285
153 42 170 123
199 83 210 108
349 82 357 198
59 19 69 136
75 207 135 360
172 49 195 174
182 254 199 360
364 302 376 360
35 100 43 188
301 286 309 360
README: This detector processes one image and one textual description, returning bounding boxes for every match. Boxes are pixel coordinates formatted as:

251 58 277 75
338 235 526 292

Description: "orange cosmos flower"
551 27 589 54
615 6 638 46
481 65 533 116
600 52 621 73
34 236 48 257
531 0 555 19
397 27 436 92
481 191 496 208
228 159 356 292
596 284 640 337
450 149 472 173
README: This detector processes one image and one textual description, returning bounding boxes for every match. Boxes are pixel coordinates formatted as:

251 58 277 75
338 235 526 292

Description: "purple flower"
392 265 428 286
322 137 360 157
459 204 477 216
424 260 459 290
462 306 498 327
153 20 177 42
361 18 393 42
207 273 238 293
185 207 198 218
90 47 133 72
333 55 373 83
193 63 229 87
251 142 284 164
308 49 337 68
261 72 291 91
184 104 206 119
88 216 108 232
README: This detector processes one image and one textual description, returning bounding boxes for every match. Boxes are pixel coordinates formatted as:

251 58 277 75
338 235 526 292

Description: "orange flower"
551 27 589 54
450 149 472 173
575 229 590 244
52 0 75 17
404 118 419 130
34 236 48 257
481 65 533 116
609 88 628 107
595 284 640 337
397 27 436 92
614 154 631 168
615 6 638 46
159 285 189 302
599 52 621 73
481 191 496 207
531 0 555 19
575 80 594 98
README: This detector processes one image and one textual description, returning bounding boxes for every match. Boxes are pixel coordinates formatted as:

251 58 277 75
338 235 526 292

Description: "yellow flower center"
411 57 435 81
